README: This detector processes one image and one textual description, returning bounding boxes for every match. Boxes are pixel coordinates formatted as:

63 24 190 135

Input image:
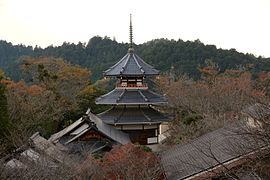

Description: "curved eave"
103 72 160 77
95 89 168 105
103 52 160 77
110 122 162 125
101 119 170 126
96 102 168 105
101 116 173 126
97 106 171 125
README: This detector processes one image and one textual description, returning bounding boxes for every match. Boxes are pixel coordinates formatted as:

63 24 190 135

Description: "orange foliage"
1 81 44 96
20 56 91 100
0 79 14 86
163 70 267 120
258 71 270 81
27 85 44 95
251 89 266 97
97 143 162 179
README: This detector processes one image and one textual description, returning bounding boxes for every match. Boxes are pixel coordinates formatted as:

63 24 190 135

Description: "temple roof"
242 103 270 120
161 120 268 179
98 106 169 125
49 109 130 145
96 89 167 105
103 53 159 77
104 14 159 77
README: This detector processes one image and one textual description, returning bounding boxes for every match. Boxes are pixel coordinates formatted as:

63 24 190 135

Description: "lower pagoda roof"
97 106 170 125
95 89 167 105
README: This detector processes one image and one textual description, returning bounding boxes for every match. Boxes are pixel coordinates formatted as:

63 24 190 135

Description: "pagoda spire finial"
128 14 134 53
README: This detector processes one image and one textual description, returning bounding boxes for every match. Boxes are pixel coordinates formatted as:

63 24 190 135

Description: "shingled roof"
96 89 167 105
49 109 130 145
161 120 269 179
98 106 169 125
103 52 159 77
4 132 74 170
242 103 270 120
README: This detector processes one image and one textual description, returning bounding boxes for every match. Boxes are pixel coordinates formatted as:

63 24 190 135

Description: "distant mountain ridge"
0 36 270 81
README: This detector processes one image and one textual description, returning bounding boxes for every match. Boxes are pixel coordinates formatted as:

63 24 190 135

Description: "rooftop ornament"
128 14 134 53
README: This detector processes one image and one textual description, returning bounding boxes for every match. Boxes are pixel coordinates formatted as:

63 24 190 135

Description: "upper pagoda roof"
96 88 167 105
103 52 159 77
104 14 159 77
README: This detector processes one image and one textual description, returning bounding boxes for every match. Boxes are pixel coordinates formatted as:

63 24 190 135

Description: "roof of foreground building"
242 103 270 120
49 109 130 145
161 120 269 180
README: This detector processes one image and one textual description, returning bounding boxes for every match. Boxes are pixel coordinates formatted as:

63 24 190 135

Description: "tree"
76 85 109 114
158 69 268 144
1 80 69 147
20 56 91 100
0 70 11 155
97 143 163 179
0 70 9 135
1 37 269 82
0 58 97 150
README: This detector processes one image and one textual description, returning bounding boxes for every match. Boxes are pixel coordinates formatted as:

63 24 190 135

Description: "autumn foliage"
0 57 97 150
157 67 269 143
92 143 163 180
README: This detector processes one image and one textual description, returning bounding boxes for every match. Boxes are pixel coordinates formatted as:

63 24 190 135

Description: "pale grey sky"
0 0 270 57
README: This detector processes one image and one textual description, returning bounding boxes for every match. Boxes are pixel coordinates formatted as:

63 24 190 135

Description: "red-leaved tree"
97 143 163 180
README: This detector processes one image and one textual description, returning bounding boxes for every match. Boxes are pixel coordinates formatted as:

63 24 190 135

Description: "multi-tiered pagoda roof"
96 15 169 144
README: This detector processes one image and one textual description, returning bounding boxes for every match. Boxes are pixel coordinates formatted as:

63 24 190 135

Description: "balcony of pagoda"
115 83 148 90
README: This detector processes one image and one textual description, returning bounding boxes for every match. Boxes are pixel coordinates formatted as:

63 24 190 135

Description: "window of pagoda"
117 76 147 88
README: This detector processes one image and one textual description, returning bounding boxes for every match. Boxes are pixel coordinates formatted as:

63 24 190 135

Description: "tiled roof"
161 121 268 180
96 89 167 105
4 132 73 170
88 110 131 144
104 52 159 76
49 109 130 145
242 103 270 120
98 106 170 125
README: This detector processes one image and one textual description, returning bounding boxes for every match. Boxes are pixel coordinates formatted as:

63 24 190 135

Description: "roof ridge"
140 107 152 122
114 106 125 124
116 89 126 103
134 53 157 70
120 54 131 74
138 89 149 102
133 54 145 74
104 54 129 74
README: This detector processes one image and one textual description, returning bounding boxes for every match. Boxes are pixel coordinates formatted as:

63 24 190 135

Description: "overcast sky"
0 0 269 57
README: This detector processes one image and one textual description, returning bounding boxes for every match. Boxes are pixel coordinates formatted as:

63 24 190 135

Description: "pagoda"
96 15 169 145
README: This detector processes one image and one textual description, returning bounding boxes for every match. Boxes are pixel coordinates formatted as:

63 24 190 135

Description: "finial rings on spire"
128 14 134 53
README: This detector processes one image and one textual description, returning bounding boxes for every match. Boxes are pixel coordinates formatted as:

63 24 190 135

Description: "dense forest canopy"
1 36 270 82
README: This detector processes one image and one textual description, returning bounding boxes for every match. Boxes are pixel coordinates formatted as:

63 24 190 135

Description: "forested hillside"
1 37 270 81
1 37 270 179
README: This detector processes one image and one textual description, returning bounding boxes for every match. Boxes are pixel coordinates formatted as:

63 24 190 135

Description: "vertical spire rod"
129 14 134 52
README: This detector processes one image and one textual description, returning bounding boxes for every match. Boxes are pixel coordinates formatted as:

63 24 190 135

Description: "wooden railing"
116 83 148 89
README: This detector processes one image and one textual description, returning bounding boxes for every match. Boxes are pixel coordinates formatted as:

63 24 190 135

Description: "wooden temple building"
96 15 169 145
